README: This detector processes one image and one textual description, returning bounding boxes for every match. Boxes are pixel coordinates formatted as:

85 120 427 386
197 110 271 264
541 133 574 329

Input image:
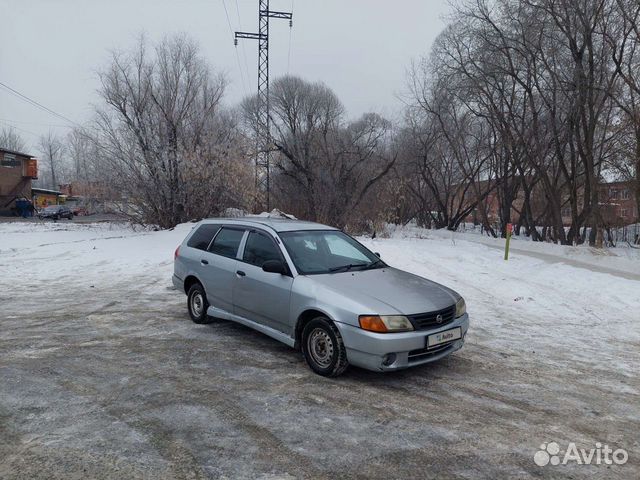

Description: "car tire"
187 283 214 324
302 317 349 377
69 214 74 220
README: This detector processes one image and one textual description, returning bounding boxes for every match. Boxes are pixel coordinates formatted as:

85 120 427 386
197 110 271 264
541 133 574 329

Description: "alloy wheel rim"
308 328 334 368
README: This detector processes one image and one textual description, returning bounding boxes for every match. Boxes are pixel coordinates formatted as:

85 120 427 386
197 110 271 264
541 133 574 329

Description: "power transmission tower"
235 1 292 211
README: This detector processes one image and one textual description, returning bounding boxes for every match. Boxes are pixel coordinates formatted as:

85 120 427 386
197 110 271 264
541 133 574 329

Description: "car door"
199 226 246 313
233 230 294 333
182 223 221 279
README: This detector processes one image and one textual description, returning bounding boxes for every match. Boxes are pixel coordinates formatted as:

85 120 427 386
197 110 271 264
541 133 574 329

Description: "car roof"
200 217 337 233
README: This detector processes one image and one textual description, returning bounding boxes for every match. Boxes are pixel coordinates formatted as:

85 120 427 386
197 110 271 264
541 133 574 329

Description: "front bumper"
337 313 469 372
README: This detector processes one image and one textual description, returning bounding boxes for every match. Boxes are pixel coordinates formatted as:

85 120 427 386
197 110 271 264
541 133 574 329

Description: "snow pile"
254 209 297 219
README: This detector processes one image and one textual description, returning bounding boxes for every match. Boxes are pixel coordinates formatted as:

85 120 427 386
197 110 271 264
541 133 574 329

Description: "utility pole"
235 1 292 211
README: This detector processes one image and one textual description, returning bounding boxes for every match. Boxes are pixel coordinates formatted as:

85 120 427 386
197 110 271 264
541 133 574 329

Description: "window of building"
187 224 220 251
242 232 282 267
209 228 245 258
1 153 20 168
620 208 628 218
609 188 618 200
621 189 630 200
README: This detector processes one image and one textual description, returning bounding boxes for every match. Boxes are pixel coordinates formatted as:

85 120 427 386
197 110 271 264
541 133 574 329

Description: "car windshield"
279 230 385 275
44 206 60 211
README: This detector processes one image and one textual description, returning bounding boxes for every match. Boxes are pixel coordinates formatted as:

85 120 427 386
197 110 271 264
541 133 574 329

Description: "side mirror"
262 259 287 275
375 252 381 258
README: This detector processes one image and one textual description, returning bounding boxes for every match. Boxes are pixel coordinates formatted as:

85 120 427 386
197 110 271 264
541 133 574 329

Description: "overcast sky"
0 0 452 152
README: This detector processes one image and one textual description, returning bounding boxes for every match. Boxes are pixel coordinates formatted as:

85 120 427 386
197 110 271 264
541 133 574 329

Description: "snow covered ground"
390 223 640 276
0 221 190 299
1 221 639 479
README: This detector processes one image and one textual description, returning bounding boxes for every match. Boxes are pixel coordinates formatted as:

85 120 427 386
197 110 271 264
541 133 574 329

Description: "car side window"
209 228 245 258
187 224 220 251
243 231 282 267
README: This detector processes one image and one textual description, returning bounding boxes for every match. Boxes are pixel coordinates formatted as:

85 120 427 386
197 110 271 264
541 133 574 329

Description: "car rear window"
187 224 220 251
209 228 245 258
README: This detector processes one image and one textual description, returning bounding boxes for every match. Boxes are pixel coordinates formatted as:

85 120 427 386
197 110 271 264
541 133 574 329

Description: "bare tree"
402 0 625 244
38 131 66 190
405 62 496 231
66 128 96 182
607 0 640 224
243 75 397 229
89 34 252 227
0 127 27 152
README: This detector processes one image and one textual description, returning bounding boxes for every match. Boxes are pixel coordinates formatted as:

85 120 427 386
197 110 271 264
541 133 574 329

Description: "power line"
234 0 253 91
0 119 40 138
0 117 72 128
0 81 78 127
221 0 248 96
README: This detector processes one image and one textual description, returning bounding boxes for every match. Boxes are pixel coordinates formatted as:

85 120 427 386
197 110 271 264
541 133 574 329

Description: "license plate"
427 327 461 348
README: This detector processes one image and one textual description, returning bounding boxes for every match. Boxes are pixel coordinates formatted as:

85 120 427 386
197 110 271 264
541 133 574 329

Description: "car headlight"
455 298 466 318
359 315 414 333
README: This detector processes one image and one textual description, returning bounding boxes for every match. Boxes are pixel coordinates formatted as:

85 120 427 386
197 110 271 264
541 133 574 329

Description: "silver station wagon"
173 218 469 377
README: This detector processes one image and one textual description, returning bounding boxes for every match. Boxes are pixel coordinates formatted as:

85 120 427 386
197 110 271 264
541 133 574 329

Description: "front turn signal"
359 315 389 333
359 315 414 333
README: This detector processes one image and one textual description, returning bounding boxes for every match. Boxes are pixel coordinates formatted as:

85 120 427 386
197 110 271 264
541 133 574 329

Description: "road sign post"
504 223 513 260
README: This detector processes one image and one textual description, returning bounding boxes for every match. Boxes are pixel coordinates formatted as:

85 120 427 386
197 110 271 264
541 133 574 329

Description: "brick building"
599 181 638 225
0 147 38 215
59 181 112 199
468 179 638 227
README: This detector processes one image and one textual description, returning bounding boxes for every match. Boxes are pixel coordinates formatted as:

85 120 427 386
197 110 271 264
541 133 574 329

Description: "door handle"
236 270 246 277
201 259 209 265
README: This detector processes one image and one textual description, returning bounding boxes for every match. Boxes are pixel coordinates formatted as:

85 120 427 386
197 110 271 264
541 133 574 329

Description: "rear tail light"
174 246 180 260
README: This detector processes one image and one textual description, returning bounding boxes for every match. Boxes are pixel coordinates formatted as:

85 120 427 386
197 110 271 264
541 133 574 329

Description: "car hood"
309 267 459 315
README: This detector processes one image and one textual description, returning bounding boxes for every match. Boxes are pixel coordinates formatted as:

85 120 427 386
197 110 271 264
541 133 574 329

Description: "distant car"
173 218 469 377
38 205 73 220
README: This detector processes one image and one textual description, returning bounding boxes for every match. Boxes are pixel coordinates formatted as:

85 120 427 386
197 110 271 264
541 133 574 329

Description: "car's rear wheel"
302 317 348 377
187 283 214 324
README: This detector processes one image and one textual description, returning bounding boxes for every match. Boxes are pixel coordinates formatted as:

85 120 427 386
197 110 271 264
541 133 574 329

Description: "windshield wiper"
328 263 367 273
363 259 385 270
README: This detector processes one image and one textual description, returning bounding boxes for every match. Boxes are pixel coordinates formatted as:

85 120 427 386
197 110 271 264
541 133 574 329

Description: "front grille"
409 305 456 330
407 343 454 362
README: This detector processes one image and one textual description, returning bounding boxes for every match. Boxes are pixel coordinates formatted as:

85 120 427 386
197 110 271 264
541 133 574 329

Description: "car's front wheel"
302 317 349 377
187 283 214 324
